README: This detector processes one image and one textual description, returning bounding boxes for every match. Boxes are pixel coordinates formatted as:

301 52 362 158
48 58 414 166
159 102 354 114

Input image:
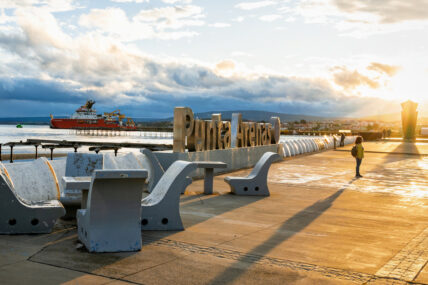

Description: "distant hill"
361 113 428 123
360 113 401 122
0 111 330 125
193 110 328 122
0 117 53 125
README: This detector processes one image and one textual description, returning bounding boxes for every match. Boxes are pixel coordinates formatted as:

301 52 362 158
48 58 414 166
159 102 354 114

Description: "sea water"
0 125 173 155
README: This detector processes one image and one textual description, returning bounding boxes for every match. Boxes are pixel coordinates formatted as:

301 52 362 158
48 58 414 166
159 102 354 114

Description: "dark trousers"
356 158 362 176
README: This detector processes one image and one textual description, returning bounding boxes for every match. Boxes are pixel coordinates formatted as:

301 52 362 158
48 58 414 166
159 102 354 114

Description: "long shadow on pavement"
207 178 358 285
28 186 267 282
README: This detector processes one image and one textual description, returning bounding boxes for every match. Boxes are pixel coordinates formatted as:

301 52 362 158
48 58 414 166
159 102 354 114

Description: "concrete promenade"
0 142 427 284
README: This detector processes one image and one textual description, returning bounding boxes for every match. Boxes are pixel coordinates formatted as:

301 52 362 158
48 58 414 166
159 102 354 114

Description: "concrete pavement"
0 142 427 284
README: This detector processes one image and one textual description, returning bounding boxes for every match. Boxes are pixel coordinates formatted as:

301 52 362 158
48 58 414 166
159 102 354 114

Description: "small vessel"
50 100 137 130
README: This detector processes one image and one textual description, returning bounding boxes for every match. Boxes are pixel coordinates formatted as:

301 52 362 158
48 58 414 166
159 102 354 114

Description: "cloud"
0 5 406 118
232 16 245 22
259 14 282 22
367 62 400 76
134 5 203 23
215 60 235 71
332 66 379 90
209 22 231 28
333 0 428 24
231 51 253 57
0 0 79 12
111 0 149 3
0 9 13 24
235 1 276 10
331 62 400 91
15 7 72 48
290 0 428 37
79 5 204 41
162 0 193 3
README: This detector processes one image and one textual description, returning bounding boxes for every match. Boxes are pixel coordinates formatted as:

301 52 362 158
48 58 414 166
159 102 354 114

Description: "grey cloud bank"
0 4 405 118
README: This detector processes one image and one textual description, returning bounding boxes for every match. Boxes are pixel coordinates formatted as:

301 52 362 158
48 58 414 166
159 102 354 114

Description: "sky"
0 0 427 119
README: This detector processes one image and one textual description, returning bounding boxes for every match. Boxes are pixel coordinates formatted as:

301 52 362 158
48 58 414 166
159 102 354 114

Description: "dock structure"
0 139 173 163
71 128 173 138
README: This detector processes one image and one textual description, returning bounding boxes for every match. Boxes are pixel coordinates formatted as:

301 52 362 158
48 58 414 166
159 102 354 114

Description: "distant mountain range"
193 110 330 122
0 111 331 125
0 110 425 125
361 113 428 123
360 113 401 122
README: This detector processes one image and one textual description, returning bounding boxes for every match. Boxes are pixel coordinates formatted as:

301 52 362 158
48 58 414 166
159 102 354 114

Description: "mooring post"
114 148 118 157
35 145 39 159
49 147 54 160
73 144 79 152
0 144 2 161
9 145 14 163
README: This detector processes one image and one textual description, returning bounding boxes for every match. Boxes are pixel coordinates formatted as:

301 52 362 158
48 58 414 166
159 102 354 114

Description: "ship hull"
50 118 137 130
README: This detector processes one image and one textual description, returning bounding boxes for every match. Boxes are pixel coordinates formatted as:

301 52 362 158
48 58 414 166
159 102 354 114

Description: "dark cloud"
0 77 85 103
0 76 399 118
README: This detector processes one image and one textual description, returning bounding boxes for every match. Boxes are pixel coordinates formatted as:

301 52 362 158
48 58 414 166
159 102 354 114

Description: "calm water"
0 125 173 154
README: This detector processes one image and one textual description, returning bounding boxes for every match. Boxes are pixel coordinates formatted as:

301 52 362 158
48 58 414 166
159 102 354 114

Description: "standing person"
355 136 364 178
340 133 345 147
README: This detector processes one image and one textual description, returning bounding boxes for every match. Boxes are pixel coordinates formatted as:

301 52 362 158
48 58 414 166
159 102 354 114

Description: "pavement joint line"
142 237 428 284
27 259 143 285
376 227 428 282
26 228 76 261
120 249 195 280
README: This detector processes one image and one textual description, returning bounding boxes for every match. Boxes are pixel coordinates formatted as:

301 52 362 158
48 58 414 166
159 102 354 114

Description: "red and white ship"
50 100 137 130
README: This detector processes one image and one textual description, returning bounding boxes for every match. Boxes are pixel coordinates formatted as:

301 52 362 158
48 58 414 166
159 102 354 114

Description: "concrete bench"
141 148 193 194
194 161 227 194
141 161 196 231
0 163 65 234
141 148 165 193
62 176 91 209
61 153 103 206
2 158 60 202
49 158 66 196
77 169 147 253
103 152 143 170
224 152 281 196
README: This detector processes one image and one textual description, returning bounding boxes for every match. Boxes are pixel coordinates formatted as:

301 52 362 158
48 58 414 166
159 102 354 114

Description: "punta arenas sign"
173 107 280 152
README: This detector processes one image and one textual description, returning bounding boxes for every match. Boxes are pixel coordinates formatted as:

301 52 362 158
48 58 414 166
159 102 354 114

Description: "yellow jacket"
356 144 364 159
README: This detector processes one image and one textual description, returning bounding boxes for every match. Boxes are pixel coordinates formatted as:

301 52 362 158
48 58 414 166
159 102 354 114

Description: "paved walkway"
339 141 428 155
0 142 427 284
